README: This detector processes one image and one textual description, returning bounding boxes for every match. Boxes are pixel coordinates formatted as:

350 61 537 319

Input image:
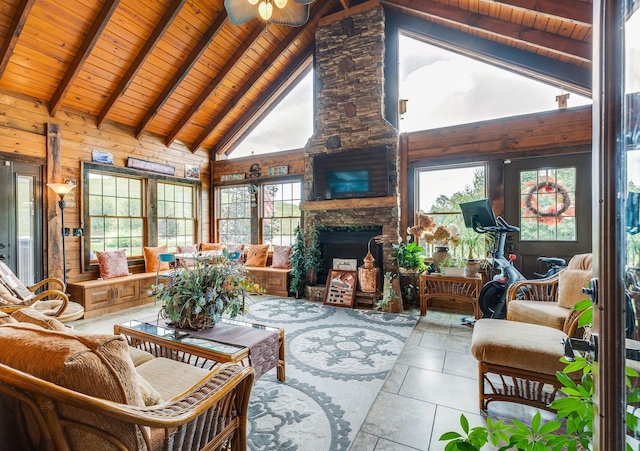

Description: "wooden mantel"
299 196 397 211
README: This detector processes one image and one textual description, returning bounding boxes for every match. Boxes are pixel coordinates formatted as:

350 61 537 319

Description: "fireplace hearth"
317 227 384 288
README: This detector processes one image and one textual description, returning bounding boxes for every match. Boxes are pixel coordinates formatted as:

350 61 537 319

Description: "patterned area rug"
241 297 418 451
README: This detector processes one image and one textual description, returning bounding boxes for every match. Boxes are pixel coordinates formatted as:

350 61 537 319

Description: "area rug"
241 296 418 451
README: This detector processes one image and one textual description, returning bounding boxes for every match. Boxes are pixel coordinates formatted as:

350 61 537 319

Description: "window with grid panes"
262 182 301 246
218 186 251 244
157 183 196 251
88 173 144 259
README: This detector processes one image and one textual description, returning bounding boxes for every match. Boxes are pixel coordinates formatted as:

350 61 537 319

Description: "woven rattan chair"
0 361 254 451
505 253 593 337
0 261 84 322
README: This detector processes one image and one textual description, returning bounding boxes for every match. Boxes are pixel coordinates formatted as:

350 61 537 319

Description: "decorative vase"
465 259 482 278
358 252 379 293
432 246 451 271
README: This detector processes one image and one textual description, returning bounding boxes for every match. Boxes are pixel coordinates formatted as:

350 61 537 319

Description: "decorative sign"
185 164 200 180
268 165 288 176
92 149 113 164
323 269 357 308
221 173 245 181
127 157 175 176
249 164 261 178
332 258 357 271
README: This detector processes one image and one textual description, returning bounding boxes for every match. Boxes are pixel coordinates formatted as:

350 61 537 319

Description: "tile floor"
70 301 551 451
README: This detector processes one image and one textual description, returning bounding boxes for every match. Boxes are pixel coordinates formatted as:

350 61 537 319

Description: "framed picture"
268 165 288 176
185 164 200 180
221 173 245 181
323 269 357 308
127 157 175 176
92 149 113 164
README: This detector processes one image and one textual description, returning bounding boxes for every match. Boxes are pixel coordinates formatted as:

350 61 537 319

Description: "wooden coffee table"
115 316 285 381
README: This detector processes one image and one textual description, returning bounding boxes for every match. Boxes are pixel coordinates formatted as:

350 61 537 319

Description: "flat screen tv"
313 146 389 200
460 198 497 229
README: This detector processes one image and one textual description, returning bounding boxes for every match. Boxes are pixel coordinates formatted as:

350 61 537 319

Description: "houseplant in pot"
151 256 248 331
391 239 427 274
461 228 489 278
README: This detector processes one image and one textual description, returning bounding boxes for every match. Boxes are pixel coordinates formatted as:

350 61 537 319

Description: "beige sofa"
0 309 254 451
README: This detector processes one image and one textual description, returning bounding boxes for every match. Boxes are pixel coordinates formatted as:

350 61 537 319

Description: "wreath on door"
524 181 572 217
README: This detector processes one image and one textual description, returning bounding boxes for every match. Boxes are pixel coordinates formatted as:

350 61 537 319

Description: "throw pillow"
0 312 17 325
200 242 225 251
11 308 68 332
96 250 129 279
138 374 163 406
0 261 35 302
271 245 292 269
0 281 23 306
245 244 269 267
0 324 145 449
177 245 198 254
143 246 170 273
557 268 593 309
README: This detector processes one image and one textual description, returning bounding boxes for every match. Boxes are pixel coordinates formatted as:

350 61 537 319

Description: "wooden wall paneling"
212 148 305 185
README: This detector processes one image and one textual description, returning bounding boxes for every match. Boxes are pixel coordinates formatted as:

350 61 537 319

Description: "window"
398 34 592 133
519 167 577 241
216 180 302 246
218 186 251 244
416 165 486 256
88 172 144 258
262 182 301 246
157 183 196 250
84 164 201 268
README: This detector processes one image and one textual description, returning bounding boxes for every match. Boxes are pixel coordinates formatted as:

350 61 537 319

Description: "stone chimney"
303 5 400 278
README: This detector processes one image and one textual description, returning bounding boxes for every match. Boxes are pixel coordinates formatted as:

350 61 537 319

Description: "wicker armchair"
505 253 593 337
0 262 84 321
0 361 254 451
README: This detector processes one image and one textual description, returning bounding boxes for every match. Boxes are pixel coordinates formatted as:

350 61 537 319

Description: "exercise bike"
460 199 526 320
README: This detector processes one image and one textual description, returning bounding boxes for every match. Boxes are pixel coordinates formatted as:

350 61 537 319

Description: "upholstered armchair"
0 261 84 321
505 253 593 337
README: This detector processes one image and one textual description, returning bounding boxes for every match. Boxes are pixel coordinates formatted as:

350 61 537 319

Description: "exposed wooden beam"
0 0 35 79
483 0 591 26
134 9 228 139
97 0 188 128
383 0 591 62
166 20 268 146
217 51 313 155
319 0 380 27
339 0 351 10
191 0 336 151
49 0 121 117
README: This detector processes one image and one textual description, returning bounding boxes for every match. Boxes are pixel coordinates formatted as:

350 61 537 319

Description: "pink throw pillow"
96 250 129 279
272 245 292 269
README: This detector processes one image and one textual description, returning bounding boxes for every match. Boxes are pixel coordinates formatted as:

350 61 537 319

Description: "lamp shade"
225 0 314 26
47 183 76 197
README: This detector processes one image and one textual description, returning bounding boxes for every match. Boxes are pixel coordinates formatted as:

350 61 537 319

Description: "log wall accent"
212 148 305 185
406 105 592 163
0 91 210 284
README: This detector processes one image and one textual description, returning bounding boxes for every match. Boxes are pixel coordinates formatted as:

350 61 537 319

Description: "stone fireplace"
302 5 400 283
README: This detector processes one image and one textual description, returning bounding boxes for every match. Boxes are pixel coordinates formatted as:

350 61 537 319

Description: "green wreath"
524 181 571 217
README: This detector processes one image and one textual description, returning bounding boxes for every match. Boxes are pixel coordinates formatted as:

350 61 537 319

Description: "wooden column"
46 123 62 281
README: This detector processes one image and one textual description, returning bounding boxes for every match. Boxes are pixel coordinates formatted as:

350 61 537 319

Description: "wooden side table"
419 273 483 318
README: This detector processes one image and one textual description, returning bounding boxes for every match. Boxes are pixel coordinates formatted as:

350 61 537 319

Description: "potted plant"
289 224 306 298
461 229 489 278
150 256 247 331
391 240 427 273
439 255 465 277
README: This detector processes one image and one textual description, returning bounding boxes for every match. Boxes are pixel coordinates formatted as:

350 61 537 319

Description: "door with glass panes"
0 158 43 285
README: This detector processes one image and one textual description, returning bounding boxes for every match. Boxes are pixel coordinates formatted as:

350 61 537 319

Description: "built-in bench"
244 266 291 298
68 265 291 318
67 272 169 319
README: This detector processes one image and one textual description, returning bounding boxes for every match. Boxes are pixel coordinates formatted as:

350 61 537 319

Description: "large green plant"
289 225 306 297
150 256 247 330
391 240 427 272
440 300 640 450
305 225 323 279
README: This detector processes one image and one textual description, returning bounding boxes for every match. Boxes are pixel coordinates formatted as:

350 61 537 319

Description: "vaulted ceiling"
0 0 592 154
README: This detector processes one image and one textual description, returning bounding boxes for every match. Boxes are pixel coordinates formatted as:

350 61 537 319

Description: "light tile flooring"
70 302 550 451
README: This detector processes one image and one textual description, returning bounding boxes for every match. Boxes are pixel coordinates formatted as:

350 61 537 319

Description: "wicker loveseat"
0 309 254 451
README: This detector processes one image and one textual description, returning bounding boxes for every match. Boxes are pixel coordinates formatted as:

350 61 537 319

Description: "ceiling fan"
224 0 317 27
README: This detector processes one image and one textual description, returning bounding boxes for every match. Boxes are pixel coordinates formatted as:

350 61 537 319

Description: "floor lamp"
47 183 76 286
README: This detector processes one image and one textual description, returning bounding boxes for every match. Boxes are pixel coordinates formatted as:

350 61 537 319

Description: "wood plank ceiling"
0 0 592 155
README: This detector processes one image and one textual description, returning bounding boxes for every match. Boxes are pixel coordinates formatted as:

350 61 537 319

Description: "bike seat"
537 257 566 266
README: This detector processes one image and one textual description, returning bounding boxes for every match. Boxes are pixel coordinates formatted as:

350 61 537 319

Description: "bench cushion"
136 357 210 401
471 318 568 376
507 300 568 331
